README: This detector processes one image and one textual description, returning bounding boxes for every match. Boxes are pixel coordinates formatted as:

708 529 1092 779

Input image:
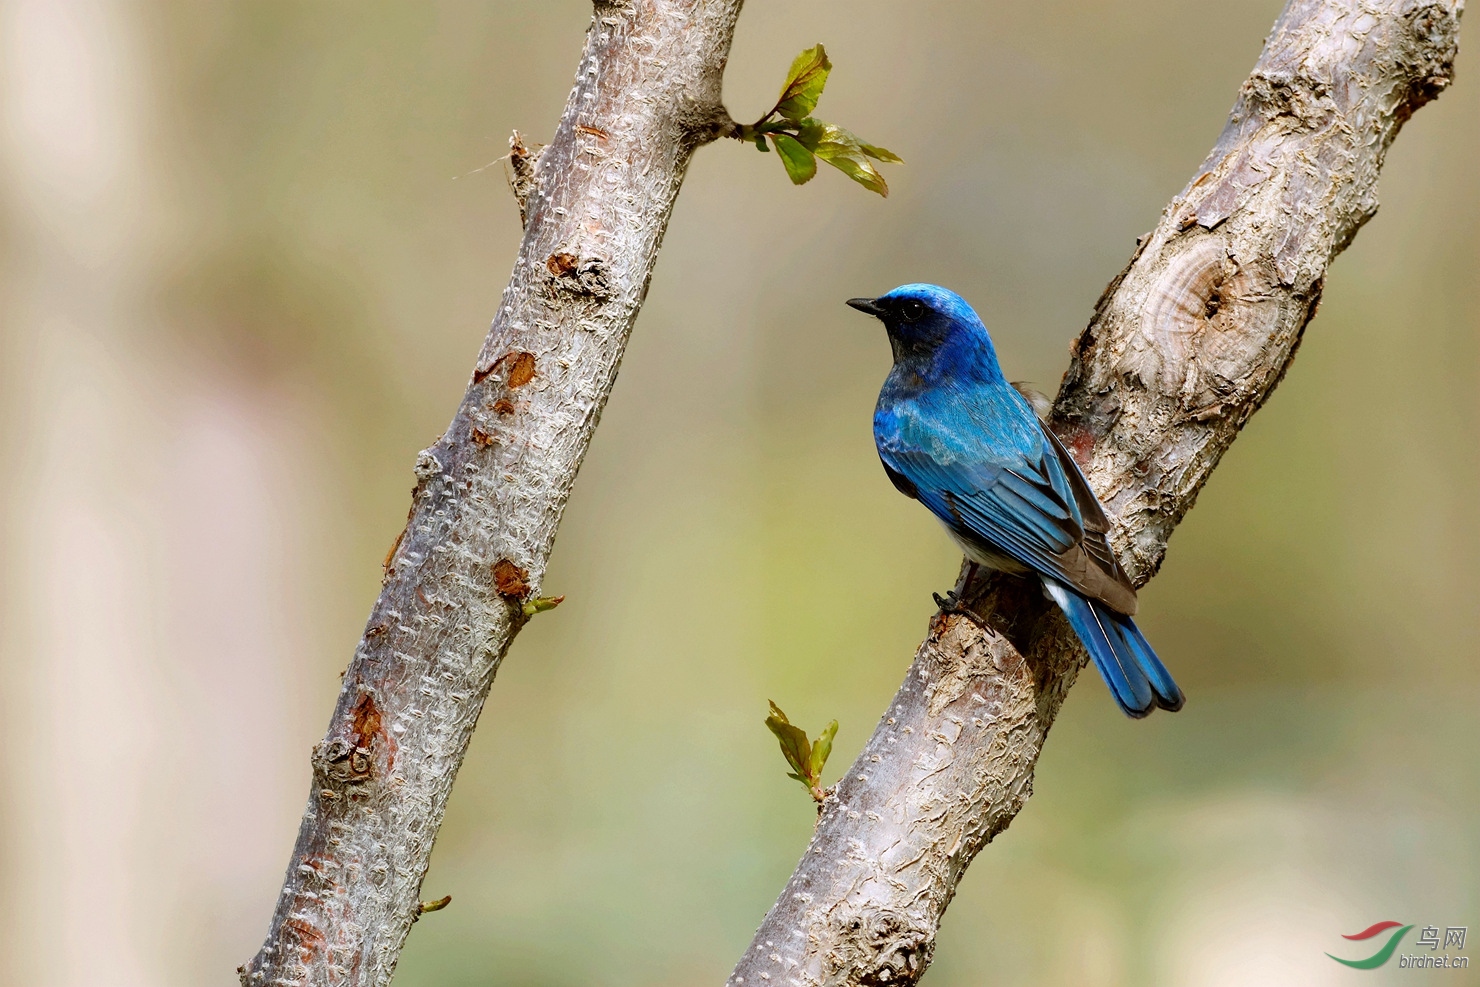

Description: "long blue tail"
1043 581 1184 718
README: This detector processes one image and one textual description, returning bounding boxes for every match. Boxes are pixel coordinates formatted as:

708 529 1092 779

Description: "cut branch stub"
543 250 612 298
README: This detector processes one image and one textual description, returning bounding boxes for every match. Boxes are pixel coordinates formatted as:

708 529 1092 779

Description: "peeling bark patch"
382 527 405 574
492 398 516 415
504 352 536 388
507 130 539 229
470 424 495 446
547 252 579 277
493 559 531 599
351 693 382 749
1195 146 1270 229
475 351 537 389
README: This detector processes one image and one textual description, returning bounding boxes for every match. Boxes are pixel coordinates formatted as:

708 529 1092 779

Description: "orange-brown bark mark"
472 349 537 386
469 351 537 447
284 917 326 968
545 252 578 277
381 527 405 575
492 559 531 600
350 692 382 750
505 352 537 388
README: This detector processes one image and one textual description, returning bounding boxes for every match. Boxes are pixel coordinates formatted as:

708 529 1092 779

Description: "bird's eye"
898 299 926 322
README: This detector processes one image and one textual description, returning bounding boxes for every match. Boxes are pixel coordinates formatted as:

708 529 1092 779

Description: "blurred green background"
0 2 1475 985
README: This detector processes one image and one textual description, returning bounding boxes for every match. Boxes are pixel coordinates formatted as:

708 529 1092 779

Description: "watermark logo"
1327 922 1412 969
1327 922 1468 970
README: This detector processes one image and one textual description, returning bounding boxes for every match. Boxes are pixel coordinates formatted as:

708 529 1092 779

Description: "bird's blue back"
858 283 1183 717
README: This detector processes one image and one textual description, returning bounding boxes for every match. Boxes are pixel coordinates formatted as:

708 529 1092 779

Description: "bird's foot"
933 589 964 613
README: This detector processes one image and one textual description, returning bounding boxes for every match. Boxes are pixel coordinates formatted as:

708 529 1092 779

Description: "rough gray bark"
727 2 1463 985
240 3 744 984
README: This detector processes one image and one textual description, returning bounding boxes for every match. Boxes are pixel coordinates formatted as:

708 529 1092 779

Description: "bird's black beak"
846 296 886 317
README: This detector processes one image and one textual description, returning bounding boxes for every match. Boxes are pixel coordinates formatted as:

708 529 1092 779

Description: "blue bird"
848 284 1184 718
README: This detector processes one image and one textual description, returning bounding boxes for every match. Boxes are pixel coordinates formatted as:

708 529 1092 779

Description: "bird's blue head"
846 283 1003 380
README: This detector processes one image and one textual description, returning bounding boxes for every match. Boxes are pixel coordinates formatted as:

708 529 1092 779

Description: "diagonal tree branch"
727 2 1463 984
240 3 745 984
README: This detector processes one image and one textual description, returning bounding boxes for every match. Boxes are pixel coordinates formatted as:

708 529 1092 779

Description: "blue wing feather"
875 384 1135 613
879 442 1084 581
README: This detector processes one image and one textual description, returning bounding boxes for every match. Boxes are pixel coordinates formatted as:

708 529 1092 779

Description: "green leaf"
775 44 831 122
858 141 903 163
821 152 887 196
765 701 813 787
770 133 817 185
796 120 890 196
809 720 838 781
737 47 900 197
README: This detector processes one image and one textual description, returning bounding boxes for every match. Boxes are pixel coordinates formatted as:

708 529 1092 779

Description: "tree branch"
240 3 743 984
727 1 1463 984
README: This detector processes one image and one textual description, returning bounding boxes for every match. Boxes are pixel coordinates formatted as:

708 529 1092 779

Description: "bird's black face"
846 295 927 321
846 290 957 358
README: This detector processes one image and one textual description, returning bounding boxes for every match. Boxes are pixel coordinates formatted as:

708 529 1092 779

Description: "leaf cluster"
737 45 901 197
764 700 838 804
